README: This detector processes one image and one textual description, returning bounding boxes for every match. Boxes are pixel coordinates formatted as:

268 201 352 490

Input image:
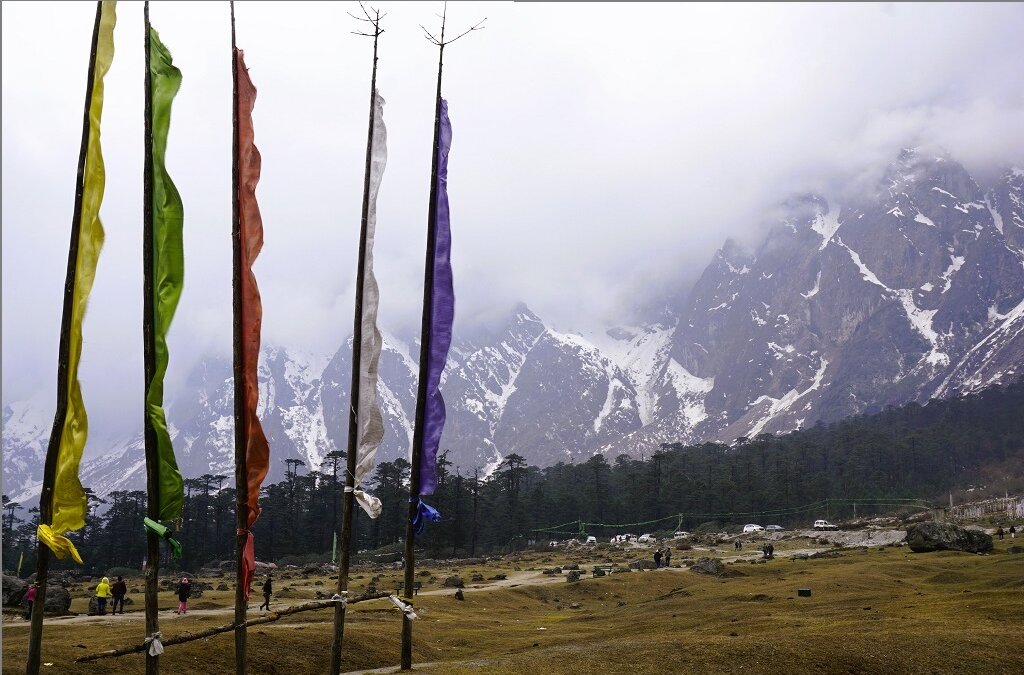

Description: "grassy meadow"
3 535 1023 674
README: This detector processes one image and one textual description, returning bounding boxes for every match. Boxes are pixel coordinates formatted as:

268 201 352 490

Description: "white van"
813 520 839 531
742 524 764 533
584 536 597 544
673 531 690 539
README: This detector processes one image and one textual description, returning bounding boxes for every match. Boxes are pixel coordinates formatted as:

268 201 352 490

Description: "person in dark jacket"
653 548 663 568
259 574 272 611
111 576 127 614
663 547 672 568
176 577 191 615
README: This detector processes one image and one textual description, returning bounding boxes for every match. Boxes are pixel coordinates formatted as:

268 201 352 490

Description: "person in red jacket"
24 583 37 620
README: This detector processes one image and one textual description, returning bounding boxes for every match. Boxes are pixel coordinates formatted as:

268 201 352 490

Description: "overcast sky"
3 1 1024 446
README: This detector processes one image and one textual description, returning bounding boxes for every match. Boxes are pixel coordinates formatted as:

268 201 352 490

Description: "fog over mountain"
3 3 1024 451
5 148 1022 503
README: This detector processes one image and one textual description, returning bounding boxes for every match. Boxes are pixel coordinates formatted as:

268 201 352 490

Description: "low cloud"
3 2 1023 447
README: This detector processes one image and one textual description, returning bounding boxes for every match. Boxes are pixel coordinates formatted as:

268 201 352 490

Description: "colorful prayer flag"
352 91 388 519
146 25 185 522
419 98 454 498
235 47 271 599
37 0 117 565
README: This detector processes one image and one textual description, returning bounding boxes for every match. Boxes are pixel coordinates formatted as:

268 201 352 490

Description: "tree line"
4 381 1022 576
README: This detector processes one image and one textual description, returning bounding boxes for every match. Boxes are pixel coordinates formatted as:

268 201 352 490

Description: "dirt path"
1 571 565 629
3 550 833 630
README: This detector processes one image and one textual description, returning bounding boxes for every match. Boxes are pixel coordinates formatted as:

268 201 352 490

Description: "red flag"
235 47 269 599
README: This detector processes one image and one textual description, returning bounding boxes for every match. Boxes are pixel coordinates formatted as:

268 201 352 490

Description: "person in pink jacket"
24 583 37 620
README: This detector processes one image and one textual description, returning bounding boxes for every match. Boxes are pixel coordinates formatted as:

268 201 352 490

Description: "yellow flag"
40 0 117 564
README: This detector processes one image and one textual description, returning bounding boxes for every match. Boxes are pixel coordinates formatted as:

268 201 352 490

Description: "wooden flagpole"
229 3 250 674
401 6 483 669
25 4 105 673
142 3 163 674
331 4 384 674
402 7 447 670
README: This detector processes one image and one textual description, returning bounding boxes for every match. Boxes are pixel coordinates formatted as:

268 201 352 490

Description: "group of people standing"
93 576 128 615
653 546 673 568
995 525 1016 540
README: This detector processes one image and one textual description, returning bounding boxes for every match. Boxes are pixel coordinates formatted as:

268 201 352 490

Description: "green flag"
146 26 185 522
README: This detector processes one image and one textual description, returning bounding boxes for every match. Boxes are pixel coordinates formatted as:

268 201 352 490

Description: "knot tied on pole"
411 498 441 536
143 516 182 559
144 632 164 657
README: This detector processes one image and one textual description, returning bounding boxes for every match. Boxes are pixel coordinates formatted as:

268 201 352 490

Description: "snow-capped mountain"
4 151 1023 501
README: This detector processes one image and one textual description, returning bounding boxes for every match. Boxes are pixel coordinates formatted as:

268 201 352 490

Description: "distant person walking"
176 577 191 615
95 576 112 616
664 547 672 568
996 527 1004 540
259 574 273 611
111 576 127 614
24 583 37 620
653 549 663 568
768 544 775 559
1010 525 1016 539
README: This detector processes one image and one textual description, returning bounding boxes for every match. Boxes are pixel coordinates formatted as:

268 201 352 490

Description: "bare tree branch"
421 2 485 49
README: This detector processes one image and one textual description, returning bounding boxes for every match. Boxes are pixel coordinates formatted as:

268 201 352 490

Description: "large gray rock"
2 575 28 606
629 560 656 570
42 586 72 615
689 557 727 576
906 522 993 553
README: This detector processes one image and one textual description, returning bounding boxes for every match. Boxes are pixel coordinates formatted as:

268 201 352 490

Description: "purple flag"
419 98 453 497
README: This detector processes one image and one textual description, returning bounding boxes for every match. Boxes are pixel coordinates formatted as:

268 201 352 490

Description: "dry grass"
3 538 1023 674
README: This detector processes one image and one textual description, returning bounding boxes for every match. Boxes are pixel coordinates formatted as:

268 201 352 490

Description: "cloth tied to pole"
331 592 348 609
411 498 441 536
144 632 164 656
37 523 84 564
388 594 418 620
237 527 256 599
344 485 383 519
143 517 182 558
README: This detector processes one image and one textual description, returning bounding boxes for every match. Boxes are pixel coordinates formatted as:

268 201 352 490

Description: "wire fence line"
529 497 934 535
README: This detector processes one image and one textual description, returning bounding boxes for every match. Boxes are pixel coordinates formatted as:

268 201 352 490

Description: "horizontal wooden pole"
75 593 391 663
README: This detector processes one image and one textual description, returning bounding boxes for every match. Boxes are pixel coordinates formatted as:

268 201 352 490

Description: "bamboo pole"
402 24 446 674
229 3 249 675
331 7 383 674
76 594 391 663
142 4 163 675
25 5 105 674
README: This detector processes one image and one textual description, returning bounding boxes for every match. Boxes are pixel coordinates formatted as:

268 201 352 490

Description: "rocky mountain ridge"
4 151 1022 501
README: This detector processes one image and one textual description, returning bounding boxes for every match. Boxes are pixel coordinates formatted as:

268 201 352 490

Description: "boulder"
199 567 223 578
43 586 72 615
689 557 728 577
566 570 581 583
629 560 656 570
1007 546 1024 554
906 522 993 554
443 576 464 588
217 583 230 591
2 575 28 606
488 573 507 581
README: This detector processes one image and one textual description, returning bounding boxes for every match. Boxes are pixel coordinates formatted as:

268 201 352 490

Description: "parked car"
673 531 690 539
637 533 655 543
813 520 839 531
742 524 765 533
584 536 597 544
548 540 560 547
765 525 785 532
